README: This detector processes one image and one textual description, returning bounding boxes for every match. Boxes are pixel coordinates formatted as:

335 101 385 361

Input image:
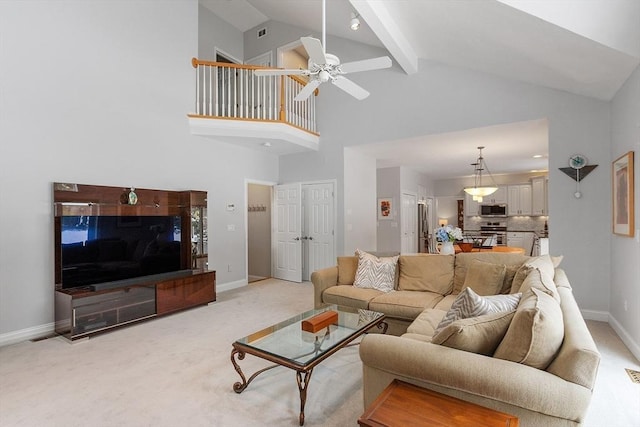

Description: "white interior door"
273 183 302 282
302 183 335 281
401 192 418 254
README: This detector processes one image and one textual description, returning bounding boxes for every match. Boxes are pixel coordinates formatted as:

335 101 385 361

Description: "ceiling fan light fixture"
463 146 498 200
318 70 331 82
350 12 360 31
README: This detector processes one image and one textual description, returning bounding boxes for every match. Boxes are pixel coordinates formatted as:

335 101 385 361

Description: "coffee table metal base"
230 320 387 426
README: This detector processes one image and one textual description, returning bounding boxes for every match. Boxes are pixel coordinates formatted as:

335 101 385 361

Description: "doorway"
247 183 272 283
401 192 418 253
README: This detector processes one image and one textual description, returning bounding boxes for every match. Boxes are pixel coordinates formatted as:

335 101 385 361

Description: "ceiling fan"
253 0 392 101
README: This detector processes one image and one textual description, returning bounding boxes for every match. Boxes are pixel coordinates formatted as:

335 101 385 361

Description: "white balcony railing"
189 58 318 136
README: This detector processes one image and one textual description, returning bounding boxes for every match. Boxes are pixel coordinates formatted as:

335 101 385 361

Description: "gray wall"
376 168 401 252
0 0 279 339
610 65 640 355
343 147 377 255
198 3 243 60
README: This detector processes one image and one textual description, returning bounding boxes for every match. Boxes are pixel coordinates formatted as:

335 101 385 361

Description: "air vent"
257 27 267 39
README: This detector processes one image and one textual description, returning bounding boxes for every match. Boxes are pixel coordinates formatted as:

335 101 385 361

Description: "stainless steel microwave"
480 204 507 217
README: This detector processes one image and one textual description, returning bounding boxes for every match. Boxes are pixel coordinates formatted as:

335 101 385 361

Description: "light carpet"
0 279 638 426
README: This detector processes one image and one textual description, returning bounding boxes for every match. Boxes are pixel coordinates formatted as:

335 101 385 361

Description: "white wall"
343 147 377 255
609 65 640 358
0 1 279 339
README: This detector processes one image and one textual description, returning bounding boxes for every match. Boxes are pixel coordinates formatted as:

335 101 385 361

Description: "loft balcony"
188 58 319 155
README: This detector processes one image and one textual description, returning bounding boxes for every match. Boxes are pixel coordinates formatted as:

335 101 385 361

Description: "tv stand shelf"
53 183 213 341
55 270 215 340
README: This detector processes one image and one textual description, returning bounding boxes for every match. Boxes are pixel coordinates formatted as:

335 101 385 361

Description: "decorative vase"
439 241 455 255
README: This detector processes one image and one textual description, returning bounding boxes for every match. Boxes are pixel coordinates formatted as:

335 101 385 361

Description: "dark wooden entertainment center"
53 183 215 341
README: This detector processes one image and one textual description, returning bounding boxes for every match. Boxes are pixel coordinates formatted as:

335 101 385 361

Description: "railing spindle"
191 59 317 135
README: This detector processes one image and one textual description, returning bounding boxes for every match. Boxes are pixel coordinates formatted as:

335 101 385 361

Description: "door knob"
308 236 313 240
294 237 300 241
302 236 308 240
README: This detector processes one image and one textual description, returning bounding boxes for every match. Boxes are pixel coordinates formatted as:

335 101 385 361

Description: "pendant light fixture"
463 146 498 202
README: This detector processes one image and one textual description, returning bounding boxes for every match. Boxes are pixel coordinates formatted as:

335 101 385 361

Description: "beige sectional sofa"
310 252 600 426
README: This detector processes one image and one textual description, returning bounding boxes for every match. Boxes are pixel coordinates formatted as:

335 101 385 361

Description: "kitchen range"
480 221 507 245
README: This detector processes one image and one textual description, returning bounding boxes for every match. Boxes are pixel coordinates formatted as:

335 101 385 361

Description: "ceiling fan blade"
340 56 392 74
254 68 308 77
331 76 370 100
301 37 327 65
294 79 321 102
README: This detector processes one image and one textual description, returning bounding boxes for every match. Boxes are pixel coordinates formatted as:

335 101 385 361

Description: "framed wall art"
378 197 393 220
612 151 634 237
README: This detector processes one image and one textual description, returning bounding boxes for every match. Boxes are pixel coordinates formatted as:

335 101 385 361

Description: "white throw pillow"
353 249 398 293
434 287 521 336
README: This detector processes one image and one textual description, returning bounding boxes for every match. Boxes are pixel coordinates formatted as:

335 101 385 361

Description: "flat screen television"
58 215 184 290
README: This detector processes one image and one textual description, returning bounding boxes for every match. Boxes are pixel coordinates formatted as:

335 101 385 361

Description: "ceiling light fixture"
463 146 498 203
350 12 360 31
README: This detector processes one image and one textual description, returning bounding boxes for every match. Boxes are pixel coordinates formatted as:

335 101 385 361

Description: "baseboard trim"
608 314 640 362
0 322 55 347
581 309 609 322
217 279 248 293
1 280 250 347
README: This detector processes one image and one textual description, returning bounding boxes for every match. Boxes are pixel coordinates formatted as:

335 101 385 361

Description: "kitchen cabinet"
531 177 548 216
508 184 532 215
507 232 524 249
507 232 535 255
464 193 479 216
479 186 507 205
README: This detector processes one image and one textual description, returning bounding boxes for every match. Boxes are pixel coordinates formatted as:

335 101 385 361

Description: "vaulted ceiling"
200 0 639 178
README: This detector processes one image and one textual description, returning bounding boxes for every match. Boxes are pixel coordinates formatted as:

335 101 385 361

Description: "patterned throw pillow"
353 249 398 293
434 287 521 336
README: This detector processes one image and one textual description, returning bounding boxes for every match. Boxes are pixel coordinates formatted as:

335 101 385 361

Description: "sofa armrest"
310 266 338 308
359 334 592 423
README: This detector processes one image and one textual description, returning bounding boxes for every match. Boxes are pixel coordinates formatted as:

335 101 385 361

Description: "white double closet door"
273 182 335 282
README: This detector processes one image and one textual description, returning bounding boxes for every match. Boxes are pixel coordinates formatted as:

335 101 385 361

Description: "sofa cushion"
369 291 444 321
518 268 560 302
337 256 358 285
431 310 516 356
453 252 528 294
433 294 457 311
434 287 521 335
398 254 454 294
510 254 556 293
501 264 520 294
322 286 382 309
353 250 399 293
494 288 564 369
406 308 447 339
461 259 506 296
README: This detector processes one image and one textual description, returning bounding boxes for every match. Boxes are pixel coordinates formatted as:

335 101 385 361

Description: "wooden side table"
358 380 519 427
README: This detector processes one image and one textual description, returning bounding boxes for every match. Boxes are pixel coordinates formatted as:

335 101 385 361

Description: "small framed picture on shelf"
378 197 393 220
612 151 634 237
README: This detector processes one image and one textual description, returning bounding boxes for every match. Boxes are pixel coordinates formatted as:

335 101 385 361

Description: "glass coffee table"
231 305 387 426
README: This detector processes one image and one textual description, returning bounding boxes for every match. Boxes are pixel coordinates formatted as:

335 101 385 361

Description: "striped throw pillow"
353 249 398 293
434 287 521 336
